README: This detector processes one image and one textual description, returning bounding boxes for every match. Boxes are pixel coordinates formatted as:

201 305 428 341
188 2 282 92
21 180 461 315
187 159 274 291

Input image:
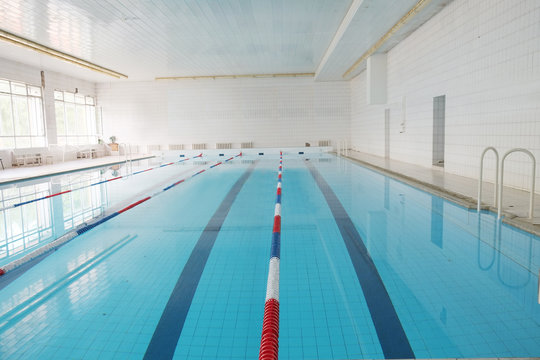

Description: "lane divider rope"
259 151 283 360
0 153 204 212
0 152 242 276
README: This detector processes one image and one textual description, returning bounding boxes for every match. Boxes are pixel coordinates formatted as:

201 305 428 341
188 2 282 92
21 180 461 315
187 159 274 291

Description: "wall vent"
192 143 207 150
216 143 232 149
318 140 331 147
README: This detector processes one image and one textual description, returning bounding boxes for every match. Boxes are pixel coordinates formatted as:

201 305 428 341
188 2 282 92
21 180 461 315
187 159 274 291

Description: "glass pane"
11 82 26 95
13 96 30 136
16 137 31 148
86 96 94 105
96 108 103 135
0 94 14 136
58 136 67 146
63 92 75 103
65 103 76 135
0 80 10 93
0 137 15 149
76 105 86 135
31 137 45 147
55 101 65 136
77 136 87 145
67 137 78 146
54 91 63 101
75 94 85 104
28 86 41 97
86 106 96 135
28 97 44 136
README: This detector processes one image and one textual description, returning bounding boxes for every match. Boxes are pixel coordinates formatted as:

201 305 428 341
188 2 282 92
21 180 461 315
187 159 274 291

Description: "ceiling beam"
342 0 432 79
315 0 365 81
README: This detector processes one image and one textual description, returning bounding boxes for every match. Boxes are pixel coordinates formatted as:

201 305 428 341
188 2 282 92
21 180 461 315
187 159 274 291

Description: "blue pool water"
0 153 538 359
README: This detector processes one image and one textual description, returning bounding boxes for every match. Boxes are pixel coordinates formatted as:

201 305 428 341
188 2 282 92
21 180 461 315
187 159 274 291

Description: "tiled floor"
0 154 154 185
342 150 540 236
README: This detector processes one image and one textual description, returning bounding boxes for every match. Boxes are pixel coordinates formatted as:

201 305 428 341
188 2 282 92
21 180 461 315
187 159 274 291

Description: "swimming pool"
0 153 538 359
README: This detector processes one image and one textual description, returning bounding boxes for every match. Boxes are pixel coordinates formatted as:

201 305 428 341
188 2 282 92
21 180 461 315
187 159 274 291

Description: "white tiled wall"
0 57 97 146
97 77 350 149
350 0 540 192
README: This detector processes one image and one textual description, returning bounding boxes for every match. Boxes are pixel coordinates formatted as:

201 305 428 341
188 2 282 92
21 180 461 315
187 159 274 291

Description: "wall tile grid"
350 71 386 157
350 0 540 192
97 77 350 149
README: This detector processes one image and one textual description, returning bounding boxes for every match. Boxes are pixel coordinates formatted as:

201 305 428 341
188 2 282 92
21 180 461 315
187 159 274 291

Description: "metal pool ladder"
477 146 499 211
478 147 537 220
119 143 133 177
498 148 536 220
337 139 349 157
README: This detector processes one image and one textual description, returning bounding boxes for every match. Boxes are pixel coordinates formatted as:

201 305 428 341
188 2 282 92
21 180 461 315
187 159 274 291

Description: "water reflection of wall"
334 160 540 355
0 170 108 265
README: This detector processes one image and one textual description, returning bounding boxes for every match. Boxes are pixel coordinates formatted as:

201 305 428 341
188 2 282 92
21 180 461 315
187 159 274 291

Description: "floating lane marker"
259 151 283 360
0 152 242 277
0 153 205 212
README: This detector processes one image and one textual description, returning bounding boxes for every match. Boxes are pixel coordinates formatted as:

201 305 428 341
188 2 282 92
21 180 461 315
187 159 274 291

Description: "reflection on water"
0 157 197 267
319 157 540 357
0 168 110 266
0 183 52 262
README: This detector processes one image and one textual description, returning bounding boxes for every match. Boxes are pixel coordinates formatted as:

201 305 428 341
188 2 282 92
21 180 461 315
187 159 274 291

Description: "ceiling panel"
0 0 451 82
0 0 353 81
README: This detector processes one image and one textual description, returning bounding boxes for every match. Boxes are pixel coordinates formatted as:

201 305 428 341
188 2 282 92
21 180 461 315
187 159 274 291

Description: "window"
54 90 100 145
0 79 46 149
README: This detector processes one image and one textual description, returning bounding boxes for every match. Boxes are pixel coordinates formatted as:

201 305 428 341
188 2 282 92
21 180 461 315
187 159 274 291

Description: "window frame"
54 90 100 146
0 78 46 149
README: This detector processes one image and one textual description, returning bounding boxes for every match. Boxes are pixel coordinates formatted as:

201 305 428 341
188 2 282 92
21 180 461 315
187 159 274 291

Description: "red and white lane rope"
0 153 204 212
0 152 242 276
259 151 283 360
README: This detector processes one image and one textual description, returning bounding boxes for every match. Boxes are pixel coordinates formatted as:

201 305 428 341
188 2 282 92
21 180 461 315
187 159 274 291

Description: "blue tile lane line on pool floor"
306 160 415 359
143 161 257 360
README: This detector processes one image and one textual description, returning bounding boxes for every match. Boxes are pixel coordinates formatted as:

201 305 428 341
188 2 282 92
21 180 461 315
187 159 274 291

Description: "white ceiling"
0 0 451 82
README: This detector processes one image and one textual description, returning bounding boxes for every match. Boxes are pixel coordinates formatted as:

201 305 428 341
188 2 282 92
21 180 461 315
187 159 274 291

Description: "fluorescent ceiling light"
155 73 315 81
0 29 127 79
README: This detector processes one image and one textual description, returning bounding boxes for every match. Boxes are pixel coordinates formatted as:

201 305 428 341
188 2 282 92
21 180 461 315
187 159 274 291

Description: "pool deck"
343 150 540 237
0 154 155 185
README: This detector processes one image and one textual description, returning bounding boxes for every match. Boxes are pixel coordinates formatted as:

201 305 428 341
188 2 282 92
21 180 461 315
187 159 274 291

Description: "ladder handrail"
118 143 133 176
338 139 348 157
498 148 536 219
477 146 499 211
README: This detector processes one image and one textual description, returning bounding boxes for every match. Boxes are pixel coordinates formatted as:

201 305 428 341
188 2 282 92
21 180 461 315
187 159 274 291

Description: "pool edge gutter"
340 153 540 238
